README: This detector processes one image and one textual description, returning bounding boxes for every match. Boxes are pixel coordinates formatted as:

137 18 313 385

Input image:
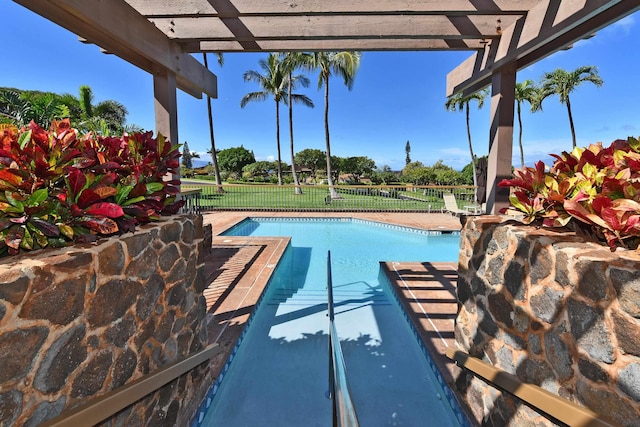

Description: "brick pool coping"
199 212 469 422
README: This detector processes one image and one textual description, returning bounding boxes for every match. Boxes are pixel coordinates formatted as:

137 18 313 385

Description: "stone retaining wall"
0 215 213 426
455 216 640 426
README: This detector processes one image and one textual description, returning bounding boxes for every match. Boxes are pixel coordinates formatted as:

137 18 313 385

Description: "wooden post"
153 70 180 182
486 64 516 214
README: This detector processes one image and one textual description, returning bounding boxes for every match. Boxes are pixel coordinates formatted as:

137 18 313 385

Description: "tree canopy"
294 148 326 176
217 146 256 176
342 156 376 182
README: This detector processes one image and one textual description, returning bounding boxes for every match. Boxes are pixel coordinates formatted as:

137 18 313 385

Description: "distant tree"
217 146 256 177
445 88 488 199
295 148 326 181
377 165 399 184
460 160 475 185
241 54 287 184
368 172 383 185
242 160 280 180
182 141 193 169
514 80 541 168
342 156 376 183
307 51 361 198
280 52 315 194
181 141 200 169
329 155 346 183
401 161 434 185
429 160 463 185
539 66 603 148
203 53 225 192
405 140 411 165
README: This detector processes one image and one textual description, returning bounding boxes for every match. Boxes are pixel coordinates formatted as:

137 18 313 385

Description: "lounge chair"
443 193 476 216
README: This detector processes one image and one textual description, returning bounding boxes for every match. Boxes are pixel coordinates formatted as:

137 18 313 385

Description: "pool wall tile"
380 270 472 427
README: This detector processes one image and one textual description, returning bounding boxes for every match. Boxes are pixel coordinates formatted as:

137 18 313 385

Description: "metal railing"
179 188 203 214
326 251 360 427
446 348 618 427
180 183 477 212
40 343 223 427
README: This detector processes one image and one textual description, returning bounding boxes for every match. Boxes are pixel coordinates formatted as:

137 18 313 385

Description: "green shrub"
500 138 640 250
0 119 183 257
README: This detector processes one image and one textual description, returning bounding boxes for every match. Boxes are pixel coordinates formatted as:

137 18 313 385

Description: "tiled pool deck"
199 211 469 422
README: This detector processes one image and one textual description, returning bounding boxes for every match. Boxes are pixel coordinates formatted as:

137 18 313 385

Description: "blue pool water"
196 218 467 426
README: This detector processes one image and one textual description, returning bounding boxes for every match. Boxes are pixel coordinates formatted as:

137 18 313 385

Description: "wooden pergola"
15 0 640 213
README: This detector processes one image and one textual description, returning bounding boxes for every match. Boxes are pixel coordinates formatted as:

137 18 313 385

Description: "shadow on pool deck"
199 212 472 423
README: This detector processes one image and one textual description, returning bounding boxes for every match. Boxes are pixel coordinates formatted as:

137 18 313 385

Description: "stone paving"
198 211 467 416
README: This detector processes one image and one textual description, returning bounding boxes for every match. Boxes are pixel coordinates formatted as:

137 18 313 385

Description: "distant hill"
192 159 210 168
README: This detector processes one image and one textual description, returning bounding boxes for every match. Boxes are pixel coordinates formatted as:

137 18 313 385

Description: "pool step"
267 288 391 306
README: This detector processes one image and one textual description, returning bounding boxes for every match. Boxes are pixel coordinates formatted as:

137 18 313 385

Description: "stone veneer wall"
0 214 213 426
455 216 640 427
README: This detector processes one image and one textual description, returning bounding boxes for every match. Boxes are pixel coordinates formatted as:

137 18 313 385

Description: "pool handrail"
39 343 223 426
327 250 360 427
446 348 618 427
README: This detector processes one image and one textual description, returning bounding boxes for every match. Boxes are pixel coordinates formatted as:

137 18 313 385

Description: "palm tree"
240 54 287 185
539 66 603 148
60 85 128 135
514 80 540 169
203 52 225 193
0 89 66 127
445 88 489 200
307 51 361 199
280 52 315 195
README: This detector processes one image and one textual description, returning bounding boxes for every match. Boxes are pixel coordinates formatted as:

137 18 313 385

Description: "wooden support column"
154 70 180 182
486 64 516 214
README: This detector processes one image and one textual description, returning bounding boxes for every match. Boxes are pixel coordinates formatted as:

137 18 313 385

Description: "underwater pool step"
267 290 391 306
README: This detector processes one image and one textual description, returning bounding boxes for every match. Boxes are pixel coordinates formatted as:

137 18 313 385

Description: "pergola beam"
149 15 517 43
447 0 640 96
194 39 491 53
127 0 542 17
14 0 217 99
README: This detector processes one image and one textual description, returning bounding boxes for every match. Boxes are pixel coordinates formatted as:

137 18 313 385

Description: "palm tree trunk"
324 76 339 199
288 72 302 195
275 100 283 185
517 102 525 169
203 54 224 194
566 96 577 148
466 104 478 202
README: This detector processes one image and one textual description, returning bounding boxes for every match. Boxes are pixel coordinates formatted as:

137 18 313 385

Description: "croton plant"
499 137 640 250
0 119 184 257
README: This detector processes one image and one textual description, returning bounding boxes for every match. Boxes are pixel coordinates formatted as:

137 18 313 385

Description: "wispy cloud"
517 138 572 167
439 147 471 157
594 126 610 133
611 14 636 35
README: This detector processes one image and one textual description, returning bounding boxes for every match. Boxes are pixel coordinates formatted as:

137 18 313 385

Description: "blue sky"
2 2 639 171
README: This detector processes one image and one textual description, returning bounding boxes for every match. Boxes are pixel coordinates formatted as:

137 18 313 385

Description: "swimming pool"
195 218 468 426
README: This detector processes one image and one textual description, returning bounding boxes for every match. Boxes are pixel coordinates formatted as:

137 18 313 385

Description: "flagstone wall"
0 215 213 426
455 216 640 426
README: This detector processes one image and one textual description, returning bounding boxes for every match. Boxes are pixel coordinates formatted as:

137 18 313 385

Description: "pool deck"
199 211 468 420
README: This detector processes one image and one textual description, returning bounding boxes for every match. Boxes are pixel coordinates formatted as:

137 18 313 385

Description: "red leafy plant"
0 119 183 257
499 137 640 250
